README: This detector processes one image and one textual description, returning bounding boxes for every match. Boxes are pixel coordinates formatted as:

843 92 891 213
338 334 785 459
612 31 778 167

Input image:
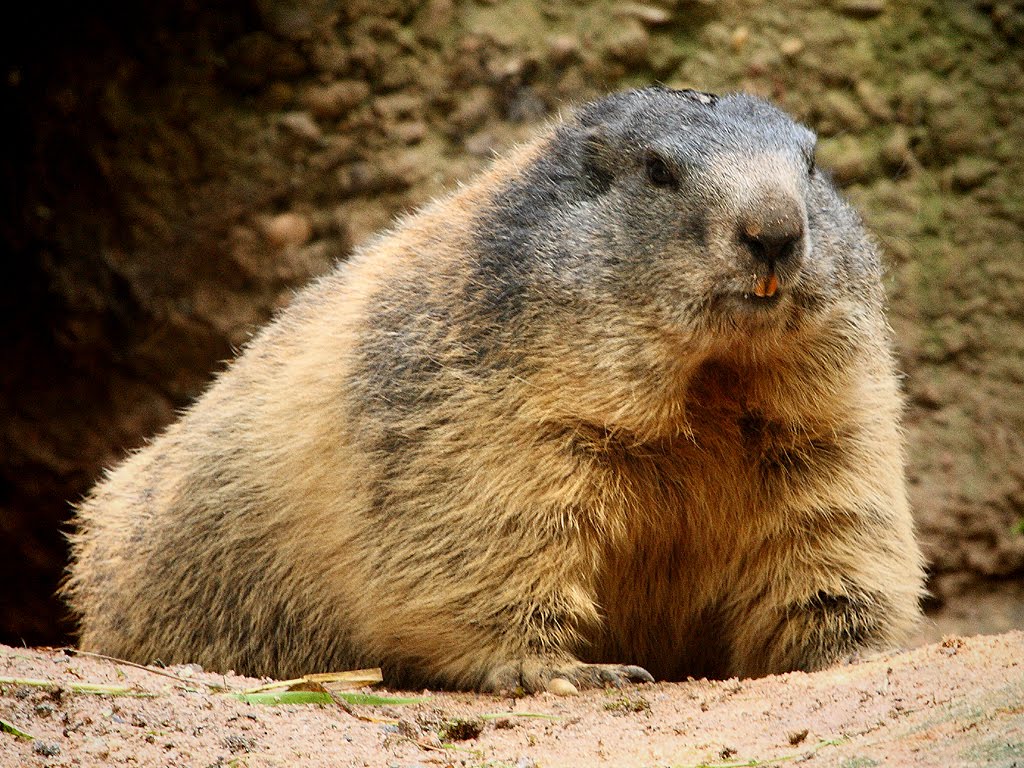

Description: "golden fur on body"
66 88 924 692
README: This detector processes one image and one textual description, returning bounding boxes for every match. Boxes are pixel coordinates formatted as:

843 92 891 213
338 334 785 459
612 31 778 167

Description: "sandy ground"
2 632 1023 768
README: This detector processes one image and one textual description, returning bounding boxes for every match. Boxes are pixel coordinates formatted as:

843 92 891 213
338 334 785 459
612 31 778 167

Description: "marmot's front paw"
556 663 654 690
483 659 654 694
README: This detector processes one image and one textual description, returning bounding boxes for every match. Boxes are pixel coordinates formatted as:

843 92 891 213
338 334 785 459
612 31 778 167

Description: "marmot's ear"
580 126 616 196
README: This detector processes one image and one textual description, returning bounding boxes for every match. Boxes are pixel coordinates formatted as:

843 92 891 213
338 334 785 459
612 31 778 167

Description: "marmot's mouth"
708 272 798 320
708 288 788 324
738 269 794 312
742 273 785 307
753 272 779 298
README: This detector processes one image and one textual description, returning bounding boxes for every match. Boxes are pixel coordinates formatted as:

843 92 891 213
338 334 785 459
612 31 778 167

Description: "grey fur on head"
472 86 880 373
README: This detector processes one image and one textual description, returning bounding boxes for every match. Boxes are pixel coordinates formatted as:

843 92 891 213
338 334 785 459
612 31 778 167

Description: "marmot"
66 87 924 693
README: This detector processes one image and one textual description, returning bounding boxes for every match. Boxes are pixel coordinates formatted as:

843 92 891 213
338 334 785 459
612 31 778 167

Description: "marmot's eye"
645 152 677 188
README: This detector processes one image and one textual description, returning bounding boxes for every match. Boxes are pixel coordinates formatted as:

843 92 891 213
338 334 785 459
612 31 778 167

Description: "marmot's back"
66 87 923 692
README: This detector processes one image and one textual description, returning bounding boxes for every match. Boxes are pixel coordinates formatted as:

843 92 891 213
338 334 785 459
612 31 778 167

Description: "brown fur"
65 88 924 692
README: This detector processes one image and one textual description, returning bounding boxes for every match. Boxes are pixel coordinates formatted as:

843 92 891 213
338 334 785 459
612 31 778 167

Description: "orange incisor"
753 272 779 298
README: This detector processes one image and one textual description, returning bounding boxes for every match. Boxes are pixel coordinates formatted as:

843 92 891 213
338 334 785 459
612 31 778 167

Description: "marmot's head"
474 87 883 359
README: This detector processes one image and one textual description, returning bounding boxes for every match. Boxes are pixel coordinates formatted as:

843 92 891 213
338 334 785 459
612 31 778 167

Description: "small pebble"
731 26 750 51
261 212 313 248
547 677 579 696
615 2 672 26
278 112 322 143
606 24 651 67
780 37 804 57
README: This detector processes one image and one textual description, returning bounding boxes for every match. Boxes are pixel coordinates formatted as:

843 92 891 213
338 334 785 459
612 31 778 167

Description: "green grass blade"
332 692 428 705
230 690 335 705
0 717 33 740
0 676 146 696
229 689 428 706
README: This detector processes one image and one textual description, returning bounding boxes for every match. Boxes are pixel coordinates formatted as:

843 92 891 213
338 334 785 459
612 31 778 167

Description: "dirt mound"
2 633 1023 767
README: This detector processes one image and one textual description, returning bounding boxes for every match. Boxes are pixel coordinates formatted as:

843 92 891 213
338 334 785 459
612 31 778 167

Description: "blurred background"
1 0 1022 649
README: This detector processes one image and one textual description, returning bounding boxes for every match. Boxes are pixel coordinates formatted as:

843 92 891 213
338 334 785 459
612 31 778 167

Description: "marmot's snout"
736 191 806 299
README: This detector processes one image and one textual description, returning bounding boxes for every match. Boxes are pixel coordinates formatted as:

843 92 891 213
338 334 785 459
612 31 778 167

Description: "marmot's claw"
621 664 656 684
573 662 654 689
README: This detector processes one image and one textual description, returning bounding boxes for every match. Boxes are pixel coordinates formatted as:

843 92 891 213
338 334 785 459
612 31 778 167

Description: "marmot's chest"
680 359 829 503
587 403 819 678
593 382 827 552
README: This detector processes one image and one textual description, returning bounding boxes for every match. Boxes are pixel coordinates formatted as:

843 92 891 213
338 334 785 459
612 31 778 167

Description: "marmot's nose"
738 198 805 269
